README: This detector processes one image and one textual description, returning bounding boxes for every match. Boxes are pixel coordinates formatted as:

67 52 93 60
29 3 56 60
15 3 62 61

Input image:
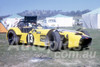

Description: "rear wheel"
8 30 19 45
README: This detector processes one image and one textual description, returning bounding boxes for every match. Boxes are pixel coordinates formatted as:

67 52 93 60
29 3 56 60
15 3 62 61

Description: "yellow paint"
7 27 88 49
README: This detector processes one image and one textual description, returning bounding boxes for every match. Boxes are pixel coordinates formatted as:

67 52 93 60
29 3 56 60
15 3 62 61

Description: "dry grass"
0 29 100 67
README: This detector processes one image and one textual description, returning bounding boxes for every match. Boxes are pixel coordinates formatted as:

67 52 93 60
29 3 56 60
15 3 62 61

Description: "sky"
0 0 100 16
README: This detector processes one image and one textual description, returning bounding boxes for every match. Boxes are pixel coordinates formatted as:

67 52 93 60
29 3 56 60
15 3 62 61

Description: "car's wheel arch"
46 29 55 38
8 28 22 36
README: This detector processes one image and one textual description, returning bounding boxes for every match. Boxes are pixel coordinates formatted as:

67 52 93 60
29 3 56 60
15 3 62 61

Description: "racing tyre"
8 30 19 45
46 31 61 51
72 45 83 51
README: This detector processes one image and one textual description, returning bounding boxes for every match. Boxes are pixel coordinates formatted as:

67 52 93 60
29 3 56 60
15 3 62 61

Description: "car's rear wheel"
45 31 61 51
8 30 19 45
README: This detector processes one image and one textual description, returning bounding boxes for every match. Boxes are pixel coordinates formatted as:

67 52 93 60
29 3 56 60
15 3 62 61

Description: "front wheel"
45 31 61 51
72 45 83 51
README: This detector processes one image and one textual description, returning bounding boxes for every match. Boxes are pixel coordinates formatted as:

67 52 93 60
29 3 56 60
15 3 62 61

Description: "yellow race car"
7 16 92 51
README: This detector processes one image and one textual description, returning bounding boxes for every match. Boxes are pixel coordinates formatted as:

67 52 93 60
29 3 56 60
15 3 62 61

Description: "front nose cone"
80 36 92 48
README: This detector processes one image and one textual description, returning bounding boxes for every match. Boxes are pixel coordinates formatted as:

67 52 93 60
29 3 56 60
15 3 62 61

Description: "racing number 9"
27 33 34 45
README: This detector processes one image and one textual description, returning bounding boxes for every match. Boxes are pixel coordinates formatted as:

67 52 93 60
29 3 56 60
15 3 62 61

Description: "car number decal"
27 33 33 43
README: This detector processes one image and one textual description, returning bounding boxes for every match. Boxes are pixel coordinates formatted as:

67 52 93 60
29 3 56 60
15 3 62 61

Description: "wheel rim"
8 33 14 44
50 41 55 49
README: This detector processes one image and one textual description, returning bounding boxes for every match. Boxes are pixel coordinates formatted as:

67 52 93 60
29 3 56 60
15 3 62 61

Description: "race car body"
7 16 92 51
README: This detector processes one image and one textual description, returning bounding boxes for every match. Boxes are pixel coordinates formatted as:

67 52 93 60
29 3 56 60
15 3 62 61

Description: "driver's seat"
20 27 32 33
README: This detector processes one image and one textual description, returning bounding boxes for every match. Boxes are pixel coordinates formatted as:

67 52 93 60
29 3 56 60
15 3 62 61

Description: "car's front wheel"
72 45 83 51
45 31 61 51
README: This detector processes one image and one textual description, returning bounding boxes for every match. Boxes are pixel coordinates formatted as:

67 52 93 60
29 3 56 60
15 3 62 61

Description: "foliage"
0 9 90 20
18 9 91 20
